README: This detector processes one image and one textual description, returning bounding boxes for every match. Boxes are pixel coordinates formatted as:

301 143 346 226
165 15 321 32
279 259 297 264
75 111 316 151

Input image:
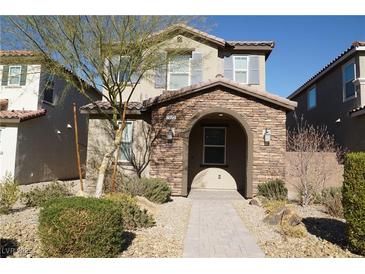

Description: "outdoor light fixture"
167 128 174 143
263 128 271 145
218 113 223 117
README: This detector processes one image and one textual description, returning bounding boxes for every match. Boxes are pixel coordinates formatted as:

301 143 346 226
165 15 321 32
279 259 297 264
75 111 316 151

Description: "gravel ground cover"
0 193 191 258
233 199 362 258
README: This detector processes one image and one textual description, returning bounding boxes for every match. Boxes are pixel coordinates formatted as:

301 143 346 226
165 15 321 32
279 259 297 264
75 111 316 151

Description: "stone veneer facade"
148 86 288 197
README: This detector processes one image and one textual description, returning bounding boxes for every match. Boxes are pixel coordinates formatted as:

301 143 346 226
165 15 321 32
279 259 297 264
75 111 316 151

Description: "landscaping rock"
249 198 261 206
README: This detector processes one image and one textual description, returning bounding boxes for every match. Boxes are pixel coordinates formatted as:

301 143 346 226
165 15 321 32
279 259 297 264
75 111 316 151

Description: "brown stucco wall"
149 86 288 197
287 52 365 151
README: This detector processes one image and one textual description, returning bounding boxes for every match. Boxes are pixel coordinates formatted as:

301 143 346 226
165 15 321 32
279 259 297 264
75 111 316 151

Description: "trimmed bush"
258 179 288 201
104 193 155 230
38 197 123 257
319 187 343 218
121 177 147 196
0 173 20 214
21 181 71 207
142 178 171 204
342 152 365 255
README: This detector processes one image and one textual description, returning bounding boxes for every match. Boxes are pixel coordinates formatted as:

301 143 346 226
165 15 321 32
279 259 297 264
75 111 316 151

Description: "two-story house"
81 24 297 198
0 50 101 184
287 42 365 152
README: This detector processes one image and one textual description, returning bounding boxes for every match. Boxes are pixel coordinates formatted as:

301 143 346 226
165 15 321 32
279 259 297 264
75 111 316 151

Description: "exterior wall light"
167 128 174 143
263 128 271 145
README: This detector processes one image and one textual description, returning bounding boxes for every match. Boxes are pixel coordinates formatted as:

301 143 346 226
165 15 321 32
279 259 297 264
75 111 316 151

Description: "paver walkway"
183 190 265 258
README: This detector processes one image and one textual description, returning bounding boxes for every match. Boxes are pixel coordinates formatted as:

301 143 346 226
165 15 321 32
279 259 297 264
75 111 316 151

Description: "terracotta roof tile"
80 101 143 112
0 50 36 57
143 78 297 110
350 105 365 113
226 41 275 48
0 109 46 122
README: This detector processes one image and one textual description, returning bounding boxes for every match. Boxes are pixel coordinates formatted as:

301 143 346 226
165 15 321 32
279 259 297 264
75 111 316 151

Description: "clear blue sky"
207 16 365 97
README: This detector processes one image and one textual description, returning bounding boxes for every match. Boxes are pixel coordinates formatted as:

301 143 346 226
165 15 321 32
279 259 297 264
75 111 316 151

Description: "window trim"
342 59 357 102
202 126 226 165
118 120 134 163
167 54 191 90
233 55 249 84
307 85 317 110
8 65 22 86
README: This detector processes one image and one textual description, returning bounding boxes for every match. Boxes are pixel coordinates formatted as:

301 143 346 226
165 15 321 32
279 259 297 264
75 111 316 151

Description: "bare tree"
287 115 343 206
5 16 200 197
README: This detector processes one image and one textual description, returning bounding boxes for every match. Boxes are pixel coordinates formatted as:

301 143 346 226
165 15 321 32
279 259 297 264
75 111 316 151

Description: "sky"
208 16 365 97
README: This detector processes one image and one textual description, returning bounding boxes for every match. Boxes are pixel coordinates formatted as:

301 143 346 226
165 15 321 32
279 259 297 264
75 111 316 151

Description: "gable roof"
144 78 297 111
150 24 275 57
288 41 365 100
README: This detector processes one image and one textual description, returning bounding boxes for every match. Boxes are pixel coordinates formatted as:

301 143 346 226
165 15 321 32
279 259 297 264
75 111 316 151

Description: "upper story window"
343 61 356 101
8 66 22 86
168 54 190 90
307 86 317 110
119 120 134 162
1 65 27 87
233 56 248 84
43 75 55 104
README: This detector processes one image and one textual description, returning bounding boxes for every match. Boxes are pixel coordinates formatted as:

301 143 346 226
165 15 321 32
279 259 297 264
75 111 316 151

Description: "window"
203 127 226 165
307 86 317 110
119 121 133 162
343 61 356 100
8 66 21 86
43 76 55 104
168 54 190 90
233 56 248 84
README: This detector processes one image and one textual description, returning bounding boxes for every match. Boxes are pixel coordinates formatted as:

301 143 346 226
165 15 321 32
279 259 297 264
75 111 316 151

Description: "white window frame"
233 55 248 84
307 86 317 110
167 54 191 90
8 65 22 86
203 126 226 165
118 120 134 163
342 59 357 102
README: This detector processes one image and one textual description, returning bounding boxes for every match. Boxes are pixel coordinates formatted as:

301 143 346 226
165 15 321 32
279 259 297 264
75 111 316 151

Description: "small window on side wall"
119 121 133 162
343 61 356 101
307 86 317 110
43 75 55 104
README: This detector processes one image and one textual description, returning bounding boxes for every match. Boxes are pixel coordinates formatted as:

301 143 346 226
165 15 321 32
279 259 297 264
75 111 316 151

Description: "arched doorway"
181 108 253 198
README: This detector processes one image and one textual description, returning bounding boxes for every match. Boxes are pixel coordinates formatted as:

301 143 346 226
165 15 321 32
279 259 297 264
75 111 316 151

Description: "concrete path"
183 190 265 258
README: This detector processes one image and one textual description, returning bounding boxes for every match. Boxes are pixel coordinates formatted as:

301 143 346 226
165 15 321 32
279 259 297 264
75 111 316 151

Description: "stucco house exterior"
81 25 297 198
0 50 101 184
287 42 365 151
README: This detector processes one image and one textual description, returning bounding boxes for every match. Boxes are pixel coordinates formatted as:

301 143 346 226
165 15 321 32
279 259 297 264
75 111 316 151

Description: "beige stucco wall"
104 34 267 103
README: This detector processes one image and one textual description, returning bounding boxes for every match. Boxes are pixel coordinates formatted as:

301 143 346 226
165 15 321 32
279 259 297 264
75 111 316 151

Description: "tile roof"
80 101 143 112
226 41 275 48
288 41 365 99
0 109 46 122
0 50 37 57
349 105 365 117
144 78 296 110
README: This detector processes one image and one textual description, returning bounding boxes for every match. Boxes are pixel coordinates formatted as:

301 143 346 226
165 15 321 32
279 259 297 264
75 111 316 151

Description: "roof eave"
288 46 365 100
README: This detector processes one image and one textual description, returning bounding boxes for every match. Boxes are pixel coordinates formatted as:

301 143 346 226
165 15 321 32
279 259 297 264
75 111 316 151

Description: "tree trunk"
95 127 123 197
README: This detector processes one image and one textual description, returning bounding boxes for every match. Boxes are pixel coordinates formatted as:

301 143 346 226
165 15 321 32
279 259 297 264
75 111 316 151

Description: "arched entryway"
181 108 253 198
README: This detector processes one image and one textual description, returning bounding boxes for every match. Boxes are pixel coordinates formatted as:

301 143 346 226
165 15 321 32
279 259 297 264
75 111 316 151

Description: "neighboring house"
0 50 101 184
81 24 297 198
287 42 365 151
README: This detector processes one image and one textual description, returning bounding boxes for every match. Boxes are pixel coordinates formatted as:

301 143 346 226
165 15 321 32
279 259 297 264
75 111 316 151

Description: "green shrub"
342 152 365 255
121 177 147 196
38 197 123 257
0 173 20 214
21 181 71 207
318 187 343 218
142 178 171 204
104 193 155 230
258 179 288 201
